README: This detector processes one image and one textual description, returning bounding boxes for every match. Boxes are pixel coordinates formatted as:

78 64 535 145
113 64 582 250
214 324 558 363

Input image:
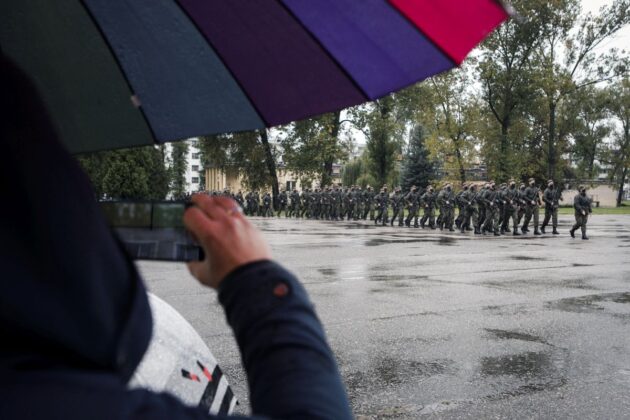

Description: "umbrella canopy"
0 0 509 154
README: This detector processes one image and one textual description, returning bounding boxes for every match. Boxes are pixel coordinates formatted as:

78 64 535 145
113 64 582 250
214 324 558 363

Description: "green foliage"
603 78 630 206
198 130 278 191
77 146 170 200
279 111 351 187
400 125 435 191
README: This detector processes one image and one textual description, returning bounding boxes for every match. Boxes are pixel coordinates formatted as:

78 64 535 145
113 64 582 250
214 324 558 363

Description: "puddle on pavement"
480 351 551 377
485 329 549 345
546 292 630 313
510 255 545 261
478 350 568 399
345 354 453 391
318 268 338 276
364 236 458 247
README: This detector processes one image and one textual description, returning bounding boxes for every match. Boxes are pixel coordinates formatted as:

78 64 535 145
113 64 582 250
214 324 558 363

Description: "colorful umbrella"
0 0 510 154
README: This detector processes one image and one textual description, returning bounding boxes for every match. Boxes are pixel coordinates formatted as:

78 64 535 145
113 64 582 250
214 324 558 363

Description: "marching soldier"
516 183 527 226
277 189 288 217
262 191 273 217
482 181 501 236
455 184 468 230
570 186 592 240
541 180 562 234
374 186 390 226
437 183 455 231
420 186 436 229
501 181 521 236
390 187 405 227
476 183 488 231
465 184 481 234
404 186 421 228
288 188 300 218
363 186 375 220
521 178 541 235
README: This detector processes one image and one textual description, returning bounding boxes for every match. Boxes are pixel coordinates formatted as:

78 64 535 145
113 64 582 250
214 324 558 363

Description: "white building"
165 138 204 196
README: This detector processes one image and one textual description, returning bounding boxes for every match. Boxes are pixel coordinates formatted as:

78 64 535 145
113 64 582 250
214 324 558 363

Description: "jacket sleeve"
218 261 352 420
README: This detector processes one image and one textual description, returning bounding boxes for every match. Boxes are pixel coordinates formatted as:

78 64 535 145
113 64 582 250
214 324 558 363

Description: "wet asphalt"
138 214 630 419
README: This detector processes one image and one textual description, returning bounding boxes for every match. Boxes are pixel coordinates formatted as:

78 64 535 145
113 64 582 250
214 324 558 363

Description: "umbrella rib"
171 0 271 128
77 0 158 144
276 1 370 101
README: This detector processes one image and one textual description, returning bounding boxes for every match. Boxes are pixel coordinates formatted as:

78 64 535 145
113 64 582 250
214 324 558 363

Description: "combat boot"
552 228 559 235
582 234 589 240
474 227 481 234
540 225 546 234
449 227 455 232
513 227 521 236
494 230 501 236
520 226 527 235
570 228 575 238
534 229 541 235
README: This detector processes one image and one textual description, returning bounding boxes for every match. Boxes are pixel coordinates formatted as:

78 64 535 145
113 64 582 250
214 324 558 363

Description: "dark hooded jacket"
0 54 351 420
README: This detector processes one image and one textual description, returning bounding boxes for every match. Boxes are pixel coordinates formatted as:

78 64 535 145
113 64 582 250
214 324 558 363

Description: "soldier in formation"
211 178 592 239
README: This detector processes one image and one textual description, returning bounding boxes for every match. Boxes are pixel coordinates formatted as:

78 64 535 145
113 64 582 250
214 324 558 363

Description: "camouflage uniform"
570 187 592 240
541 181 562 234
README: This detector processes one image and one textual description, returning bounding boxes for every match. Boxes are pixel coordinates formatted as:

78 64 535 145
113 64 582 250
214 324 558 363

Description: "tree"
477 0 549 181
170 142 188 199
280 111 351 187
567 86 611 179
605 78 630 206
77 146 170 200
349 96 404 188
532 0 630 180
198 130 280 195
425 69 480 184
400 125 435 191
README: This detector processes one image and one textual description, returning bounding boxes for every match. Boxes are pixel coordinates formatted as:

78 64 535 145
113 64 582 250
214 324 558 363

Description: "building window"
191 140 199 147
191 177 199 184
192 153 200 159
192 165 199 171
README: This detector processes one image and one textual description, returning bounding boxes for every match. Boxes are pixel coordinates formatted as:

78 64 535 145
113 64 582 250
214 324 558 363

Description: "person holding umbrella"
0 53 352 420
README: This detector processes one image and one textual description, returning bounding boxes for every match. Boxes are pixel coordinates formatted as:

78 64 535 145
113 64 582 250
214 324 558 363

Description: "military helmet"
547 179 554 186
578 185 586 192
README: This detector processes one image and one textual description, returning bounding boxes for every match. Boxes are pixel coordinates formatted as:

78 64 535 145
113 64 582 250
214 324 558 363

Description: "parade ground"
139 214 630 419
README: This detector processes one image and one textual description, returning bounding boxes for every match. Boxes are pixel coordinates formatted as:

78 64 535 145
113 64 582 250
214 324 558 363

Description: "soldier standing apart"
405 186 420 228
541 180 562 234
570 186 592 240
420 186 436 229
521 178 541 235
390 187 405 227
374 187 390 225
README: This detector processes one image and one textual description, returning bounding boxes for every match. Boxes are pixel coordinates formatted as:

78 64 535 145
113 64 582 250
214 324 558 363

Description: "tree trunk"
259 130 280 206
547 101 557 181
617 166 627 207
498 118 509 181
321 111 341 187
453 138 466 184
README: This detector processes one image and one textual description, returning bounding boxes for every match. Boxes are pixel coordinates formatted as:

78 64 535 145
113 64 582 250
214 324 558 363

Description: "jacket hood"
0 53 152 382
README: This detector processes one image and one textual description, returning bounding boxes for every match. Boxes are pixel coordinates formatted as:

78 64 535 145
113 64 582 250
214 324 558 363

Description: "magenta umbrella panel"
0 0 509 154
